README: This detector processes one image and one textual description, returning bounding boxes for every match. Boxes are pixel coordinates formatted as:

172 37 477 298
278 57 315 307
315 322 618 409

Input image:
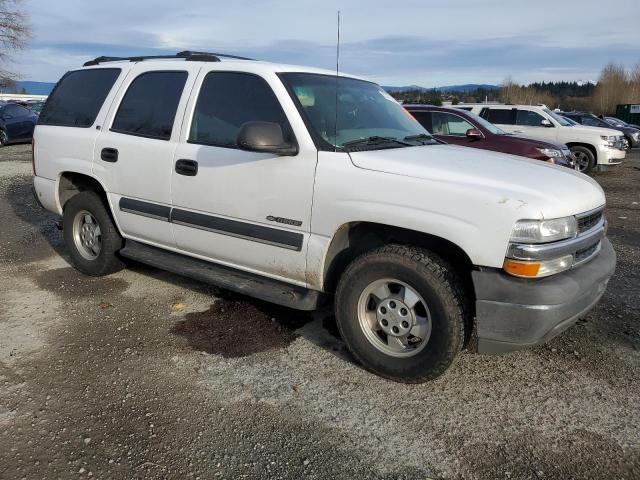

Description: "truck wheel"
335 245 467 383
623 136 631 150
62 191 124 276
570 146 595 173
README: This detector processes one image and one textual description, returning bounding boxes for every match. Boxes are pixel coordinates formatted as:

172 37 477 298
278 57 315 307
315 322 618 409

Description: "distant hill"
384 83 500 93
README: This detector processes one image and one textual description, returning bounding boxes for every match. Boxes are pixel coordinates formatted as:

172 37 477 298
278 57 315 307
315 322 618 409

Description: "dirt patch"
171 299 311 357
0 173 62 264
34 267 129 299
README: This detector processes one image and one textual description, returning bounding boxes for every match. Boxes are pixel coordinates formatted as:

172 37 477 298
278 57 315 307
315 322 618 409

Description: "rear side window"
5 104 30 117
112 71 187 140
38 68 121 128
483 108 515 125
189 72 291 148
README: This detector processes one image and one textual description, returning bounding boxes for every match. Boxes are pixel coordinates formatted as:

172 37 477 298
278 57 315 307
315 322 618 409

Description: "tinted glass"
484 108 515 125
431 112 474 136
112 71 187 140
581 115 610 128
5 104 30 116
516 109 546 126
464 110 506 134
189 72 290 148
280 73 428 150
38 69 121 127
410 111 433 131
543 108 572 126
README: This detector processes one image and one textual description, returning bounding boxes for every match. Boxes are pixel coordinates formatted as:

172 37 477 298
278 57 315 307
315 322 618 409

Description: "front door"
93 64 199 247
513 108 557 142
170 69 317 285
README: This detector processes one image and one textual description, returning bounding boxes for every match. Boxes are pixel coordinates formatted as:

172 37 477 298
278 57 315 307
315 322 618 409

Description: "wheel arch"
565 142 597 162
322 221 474 295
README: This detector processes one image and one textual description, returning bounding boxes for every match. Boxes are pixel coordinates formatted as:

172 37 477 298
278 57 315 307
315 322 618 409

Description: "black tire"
62 191 124 276
335 245 468 383
623 136 632 151
570 145 595 173
0 129 7 147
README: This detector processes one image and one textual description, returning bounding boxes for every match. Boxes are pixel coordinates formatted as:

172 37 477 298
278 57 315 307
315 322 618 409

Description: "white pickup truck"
32 52 616 382
456 103 626 173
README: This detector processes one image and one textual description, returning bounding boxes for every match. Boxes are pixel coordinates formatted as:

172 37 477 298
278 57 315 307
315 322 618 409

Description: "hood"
498 134 566 150
348 144 605 219
568 124 623 137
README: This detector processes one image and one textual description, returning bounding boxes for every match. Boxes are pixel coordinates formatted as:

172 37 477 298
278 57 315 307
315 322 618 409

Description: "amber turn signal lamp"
503 259 541 278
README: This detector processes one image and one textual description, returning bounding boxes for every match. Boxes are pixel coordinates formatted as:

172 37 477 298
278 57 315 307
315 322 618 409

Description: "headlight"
510 217 578 243
600 135 616 141
538 148 562 158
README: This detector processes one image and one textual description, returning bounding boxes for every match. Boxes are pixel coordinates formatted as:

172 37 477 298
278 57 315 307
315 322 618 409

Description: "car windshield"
561 115 578 125
279 73 432 151
460 109 506 135
607 117 627 126
543 108 572 126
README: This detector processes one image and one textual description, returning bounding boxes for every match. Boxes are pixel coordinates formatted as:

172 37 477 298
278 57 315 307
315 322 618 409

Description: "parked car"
33 52 615 382
0 102 38 146
457 103 626 173
561 111 639 150
27 100 45 115
406 105 575 168
601 115 640 131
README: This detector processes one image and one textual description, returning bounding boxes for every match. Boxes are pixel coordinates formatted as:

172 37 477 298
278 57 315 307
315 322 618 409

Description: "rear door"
169 68 317 285
93 63 199 247
2 104 26 140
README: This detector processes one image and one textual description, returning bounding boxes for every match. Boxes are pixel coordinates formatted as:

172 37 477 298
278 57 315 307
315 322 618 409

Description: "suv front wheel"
63 191 124 276
570 146 595 173
335 245 467 383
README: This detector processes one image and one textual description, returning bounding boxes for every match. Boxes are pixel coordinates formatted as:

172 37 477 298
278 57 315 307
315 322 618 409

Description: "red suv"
406 105 575 168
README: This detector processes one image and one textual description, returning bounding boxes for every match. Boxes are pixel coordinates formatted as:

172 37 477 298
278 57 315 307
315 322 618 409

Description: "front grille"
577 208 603 234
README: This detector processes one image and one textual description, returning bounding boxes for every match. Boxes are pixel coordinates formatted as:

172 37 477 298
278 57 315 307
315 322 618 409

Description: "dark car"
0 102 38 146
602 115 640 131
406 105 574 168
562 111 639 149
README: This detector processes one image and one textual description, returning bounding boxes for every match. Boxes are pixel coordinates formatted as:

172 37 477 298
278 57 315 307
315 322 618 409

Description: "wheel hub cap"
377 298 413 336
72 210 102 260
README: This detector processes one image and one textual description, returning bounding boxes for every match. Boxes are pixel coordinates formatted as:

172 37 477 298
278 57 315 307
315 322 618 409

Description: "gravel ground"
0 144 638 479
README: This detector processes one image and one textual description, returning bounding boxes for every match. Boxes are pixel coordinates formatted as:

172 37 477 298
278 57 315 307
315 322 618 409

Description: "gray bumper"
472 238 616 354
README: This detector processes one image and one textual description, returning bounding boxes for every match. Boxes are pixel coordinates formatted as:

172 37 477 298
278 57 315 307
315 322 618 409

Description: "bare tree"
0 0 31 87
592 62 628 115
628 63 640 104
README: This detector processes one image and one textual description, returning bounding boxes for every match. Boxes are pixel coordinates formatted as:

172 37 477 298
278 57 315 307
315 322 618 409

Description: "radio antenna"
334 10 340 152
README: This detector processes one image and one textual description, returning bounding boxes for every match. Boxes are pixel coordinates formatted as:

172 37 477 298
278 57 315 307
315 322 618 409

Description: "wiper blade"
342 136 412 149
403 133 434 144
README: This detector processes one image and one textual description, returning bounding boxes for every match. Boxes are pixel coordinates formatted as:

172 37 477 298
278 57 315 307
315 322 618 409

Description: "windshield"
607 116 627 126
561 115 578 125
543 108 572 126
460 109 507 134
279 73 431 151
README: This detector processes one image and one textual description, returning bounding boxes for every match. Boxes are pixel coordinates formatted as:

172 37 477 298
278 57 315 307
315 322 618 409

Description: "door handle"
101 147 118 163
175 159 198 176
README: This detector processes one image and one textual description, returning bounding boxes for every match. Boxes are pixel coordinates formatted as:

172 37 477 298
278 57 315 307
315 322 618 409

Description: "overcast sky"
16 0 640 86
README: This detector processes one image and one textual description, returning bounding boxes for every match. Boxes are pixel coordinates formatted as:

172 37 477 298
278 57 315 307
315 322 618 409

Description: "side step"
119 240 325 311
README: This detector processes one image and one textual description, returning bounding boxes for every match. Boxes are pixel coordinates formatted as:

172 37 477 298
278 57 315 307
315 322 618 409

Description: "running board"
119 240 324 311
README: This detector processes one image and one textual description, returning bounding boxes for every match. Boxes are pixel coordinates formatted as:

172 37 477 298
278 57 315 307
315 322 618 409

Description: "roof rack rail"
83 51 255 67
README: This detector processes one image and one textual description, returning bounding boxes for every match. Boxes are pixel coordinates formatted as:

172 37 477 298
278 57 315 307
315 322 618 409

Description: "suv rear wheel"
63 191 124 276
335 245 467 383
570 146 595 173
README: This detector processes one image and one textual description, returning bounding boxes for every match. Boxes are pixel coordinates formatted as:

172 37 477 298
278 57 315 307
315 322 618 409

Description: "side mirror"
237 121 298 156
466 128 483 140
541 119 553 127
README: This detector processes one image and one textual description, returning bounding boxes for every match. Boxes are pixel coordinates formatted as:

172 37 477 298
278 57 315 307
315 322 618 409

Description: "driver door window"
431 112 475 136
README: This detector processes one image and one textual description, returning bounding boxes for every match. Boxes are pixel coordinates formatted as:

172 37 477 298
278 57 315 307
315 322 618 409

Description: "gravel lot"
0 144 638 479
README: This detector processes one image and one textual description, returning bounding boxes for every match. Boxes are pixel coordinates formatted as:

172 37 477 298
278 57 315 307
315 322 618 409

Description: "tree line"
389 62 640 115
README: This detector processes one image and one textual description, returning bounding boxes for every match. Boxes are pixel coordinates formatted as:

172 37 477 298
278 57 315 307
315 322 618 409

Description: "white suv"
456 104 626 173
32 52 615 382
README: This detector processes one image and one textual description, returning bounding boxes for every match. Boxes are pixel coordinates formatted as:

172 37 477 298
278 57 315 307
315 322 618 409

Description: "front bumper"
597 144 625 164
472 238 616 354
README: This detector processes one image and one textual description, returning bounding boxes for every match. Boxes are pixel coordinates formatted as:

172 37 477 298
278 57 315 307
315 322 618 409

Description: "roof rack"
83 50 255 67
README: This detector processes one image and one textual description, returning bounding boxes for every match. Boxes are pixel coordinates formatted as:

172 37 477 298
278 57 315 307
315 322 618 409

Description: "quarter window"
516 109 546 127
112 71 187 140
38 68 121 128
189 72 291 148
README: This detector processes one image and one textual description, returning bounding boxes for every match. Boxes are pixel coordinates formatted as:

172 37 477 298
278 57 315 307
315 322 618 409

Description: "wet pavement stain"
170 299 312 357
34 267 129 298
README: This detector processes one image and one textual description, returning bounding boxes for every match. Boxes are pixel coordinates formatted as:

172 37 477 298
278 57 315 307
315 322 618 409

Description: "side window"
189 72 291 148
112 71 187 140
484 109 515 125
410 111 433 132
432 112 474 136
581 116 600 127
516 109 546 127
38 68 121 128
